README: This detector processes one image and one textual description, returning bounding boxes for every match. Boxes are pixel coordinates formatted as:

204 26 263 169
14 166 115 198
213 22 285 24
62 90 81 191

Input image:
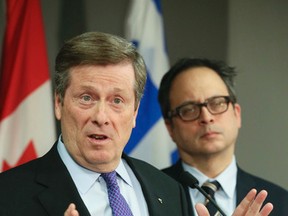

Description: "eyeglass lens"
176 96 230 121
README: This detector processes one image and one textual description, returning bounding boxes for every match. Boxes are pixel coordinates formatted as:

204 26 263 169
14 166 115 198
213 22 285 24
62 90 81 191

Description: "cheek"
128 107 138 127
223 116 239 141
61 106 87 132
125 116 135 131
117 112 136 138
171 122 193 143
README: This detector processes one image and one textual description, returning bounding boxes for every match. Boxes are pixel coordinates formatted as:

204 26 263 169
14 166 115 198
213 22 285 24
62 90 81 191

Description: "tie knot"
102 171 117 186
201 180 220 196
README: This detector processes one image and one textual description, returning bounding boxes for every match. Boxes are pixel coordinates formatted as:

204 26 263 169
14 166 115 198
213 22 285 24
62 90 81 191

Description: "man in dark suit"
0 144 189 216
0 32 189 216
158 58 288 216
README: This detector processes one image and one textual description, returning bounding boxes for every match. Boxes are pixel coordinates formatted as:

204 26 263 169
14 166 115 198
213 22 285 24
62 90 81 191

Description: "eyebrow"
176 95 228 107
112 87 125 93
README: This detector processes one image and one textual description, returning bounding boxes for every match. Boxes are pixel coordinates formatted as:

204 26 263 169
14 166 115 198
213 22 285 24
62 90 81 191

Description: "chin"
89 151 114 163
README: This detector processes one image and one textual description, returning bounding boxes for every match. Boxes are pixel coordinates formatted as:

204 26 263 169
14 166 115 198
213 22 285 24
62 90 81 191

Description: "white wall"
228 0 288 189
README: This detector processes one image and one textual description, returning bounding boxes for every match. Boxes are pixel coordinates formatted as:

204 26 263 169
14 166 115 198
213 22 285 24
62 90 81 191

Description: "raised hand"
195 189 273 216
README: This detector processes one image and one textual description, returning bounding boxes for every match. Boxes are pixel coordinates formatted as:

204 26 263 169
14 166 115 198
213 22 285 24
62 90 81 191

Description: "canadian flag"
0 0 56 171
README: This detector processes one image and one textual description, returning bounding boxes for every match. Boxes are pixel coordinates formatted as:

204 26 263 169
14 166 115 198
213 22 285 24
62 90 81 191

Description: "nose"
198 106 214 125
91 102 109 126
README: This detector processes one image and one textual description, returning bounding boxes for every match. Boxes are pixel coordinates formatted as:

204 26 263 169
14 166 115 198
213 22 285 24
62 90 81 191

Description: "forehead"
68 64 136 93
170 67 229 102
70 63 135 81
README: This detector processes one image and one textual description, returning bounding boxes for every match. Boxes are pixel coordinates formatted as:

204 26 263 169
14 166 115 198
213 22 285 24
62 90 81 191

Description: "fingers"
64 203 79 216
233 189 258 216
248 190 273 216
233 189 273 216
259 203 273 216
195 203 210 216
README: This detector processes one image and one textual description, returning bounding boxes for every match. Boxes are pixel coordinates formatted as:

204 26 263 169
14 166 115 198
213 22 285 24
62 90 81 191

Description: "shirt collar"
57 135 133 194
182 156 237 199
115 160 133 187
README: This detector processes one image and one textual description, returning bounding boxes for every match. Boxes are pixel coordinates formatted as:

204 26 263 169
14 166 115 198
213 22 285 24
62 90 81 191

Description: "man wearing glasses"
158 58 288 216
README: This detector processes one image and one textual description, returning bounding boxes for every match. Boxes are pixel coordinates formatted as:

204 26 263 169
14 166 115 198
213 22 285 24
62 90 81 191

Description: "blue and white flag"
125 0 177 168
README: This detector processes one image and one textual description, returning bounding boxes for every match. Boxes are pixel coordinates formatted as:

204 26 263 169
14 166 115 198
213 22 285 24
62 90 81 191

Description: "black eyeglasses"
167 96 233 122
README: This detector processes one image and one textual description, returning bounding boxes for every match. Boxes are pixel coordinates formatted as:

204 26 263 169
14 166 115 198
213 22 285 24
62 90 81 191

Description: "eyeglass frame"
167 96 235 122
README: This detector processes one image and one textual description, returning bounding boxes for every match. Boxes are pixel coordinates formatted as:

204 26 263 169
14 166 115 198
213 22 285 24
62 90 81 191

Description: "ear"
132 102 140 128
234 103 242 129
54 93 62 120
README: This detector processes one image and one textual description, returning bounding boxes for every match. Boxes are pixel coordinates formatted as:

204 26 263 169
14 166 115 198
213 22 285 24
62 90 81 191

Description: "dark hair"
54 31 147 107
158 58 237 119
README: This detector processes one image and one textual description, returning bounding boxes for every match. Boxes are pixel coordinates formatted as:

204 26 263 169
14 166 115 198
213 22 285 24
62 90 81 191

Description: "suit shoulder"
0 158 39 181
162 163 178 175
161 160 183 180
238 168 288 193
238 168 288 198
0 158 42 201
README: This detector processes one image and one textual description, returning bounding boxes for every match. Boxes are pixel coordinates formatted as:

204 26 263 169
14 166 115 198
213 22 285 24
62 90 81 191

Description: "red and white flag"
0 0 56 171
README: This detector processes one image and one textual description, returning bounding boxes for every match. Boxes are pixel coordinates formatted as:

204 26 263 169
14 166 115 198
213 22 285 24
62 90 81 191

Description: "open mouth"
89 134 108 140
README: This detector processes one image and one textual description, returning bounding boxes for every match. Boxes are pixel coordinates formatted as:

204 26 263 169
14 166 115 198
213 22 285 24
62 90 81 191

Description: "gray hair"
54 32 147 108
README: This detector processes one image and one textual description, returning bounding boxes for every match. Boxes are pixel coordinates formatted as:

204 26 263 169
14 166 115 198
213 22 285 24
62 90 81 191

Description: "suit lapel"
122 154 159 215
167 160 195 216
34 144 90 216
236 167 256 205
123 155 190 216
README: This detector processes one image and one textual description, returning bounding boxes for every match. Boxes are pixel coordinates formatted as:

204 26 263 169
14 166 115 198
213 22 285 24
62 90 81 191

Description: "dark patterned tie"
102 171 133 216
201 180 221 216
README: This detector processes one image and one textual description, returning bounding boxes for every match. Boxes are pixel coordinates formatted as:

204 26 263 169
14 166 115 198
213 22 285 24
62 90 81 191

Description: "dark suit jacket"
0 144 189 216
162 160 288 216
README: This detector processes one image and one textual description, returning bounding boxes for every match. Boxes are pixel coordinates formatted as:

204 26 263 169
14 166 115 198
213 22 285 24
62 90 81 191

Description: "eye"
79 95 93 104
113 97 122 104
179 104 197 115
82 95 91 101
211 98 225 107
208 97 227 112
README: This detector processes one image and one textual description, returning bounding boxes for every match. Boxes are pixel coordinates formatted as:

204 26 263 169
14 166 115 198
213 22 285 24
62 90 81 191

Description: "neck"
181 152 233 178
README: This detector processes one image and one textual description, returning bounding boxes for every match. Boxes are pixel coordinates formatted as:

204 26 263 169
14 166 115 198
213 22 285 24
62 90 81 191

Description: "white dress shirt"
57 136 149 216
182 156 237 216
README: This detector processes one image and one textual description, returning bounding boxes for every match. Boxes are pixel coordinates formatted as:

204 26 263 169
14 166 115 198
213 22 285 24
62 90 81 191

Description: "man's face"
166 67 241 161
55 63 138 172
